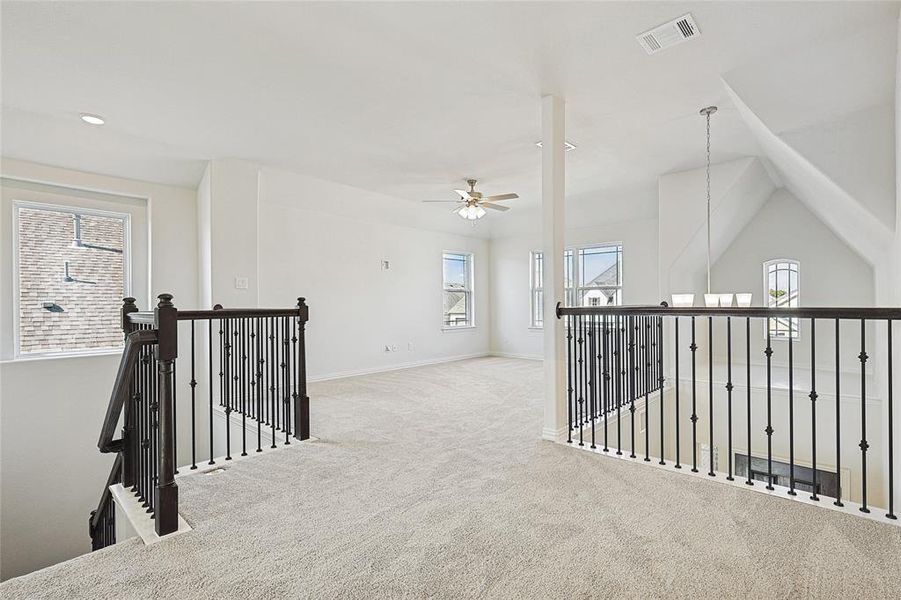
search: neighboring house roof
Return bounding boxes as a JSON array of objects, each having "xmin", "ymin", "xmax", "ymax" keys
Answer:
[
  {"xmin": 17, "ymin": 207, "xmax": 125, "ymax": 353},
  {"xmin": 585, "ymin": 261, "xmax": 619, "ymax": 288}
]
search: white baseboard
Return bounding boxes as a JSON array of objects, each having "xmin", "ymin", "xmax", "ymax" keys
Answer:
[
  {"xmin": 490, "ymin": 351, "xmax": 542, "ymax": 361},
  {"xmin": 541, "ymin": 426, "xmax": 567, "ymax": 442},
  {"xmin": 308, "ymin": 352, "xmax": 491, "ymax": 383}
]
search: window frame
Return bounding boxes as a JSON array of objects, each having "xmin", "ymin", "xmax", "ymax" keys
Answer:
[
  {"xmin": 12, "ymin": 199, "xmax": 132, "ymax": 359},
  {"xmin": 530, "ymin": 242, "xmax": 623, "ymax": 329},
  {"xmin": 441, "ymin": 251, "xmax": 475, "ymax": 330},
  {"xmin": 763, "ymin": 258, "xmax": 800, "ymax": 342}
]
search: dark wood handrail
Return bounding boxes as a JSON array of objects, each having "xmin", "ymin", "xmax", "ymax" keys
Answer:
[
  {"xmin": 89, "ymin": 453, "xmax": 122, "ymax": 530},
  {"xmin": 557, "ymin": 303, "xmax": 901, "ymax": 320},
  {"xmin": 97, "ymin": 329, "xmax": 158, "ymax": 453},
  {"xmin": 125, "ymin": 305, "xmax": 309, "ymax": 323},
  {"xmin": 177, "ymin": 307, "xmax": 305, "ymax": 320}
]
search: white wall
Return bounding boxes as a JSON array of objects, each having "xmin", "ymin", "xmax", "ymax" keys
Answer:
[
  {"xmin": 490, "ymin": 213, "xmax": 659, "ymax": 360},
  {"xmin": 0, "ymin": 159, "xmax": 197, "ymax": 581},
  {"xmin": 711, "ymin": 188, "xmax": 875, "ymax": 371},
  {"xmin": 197, "ymin": 162, "xmax": 491, "ymax": 381},
  {"xmin": 257, "ymin": 167, "xmax": 490, "ymax": 378}
]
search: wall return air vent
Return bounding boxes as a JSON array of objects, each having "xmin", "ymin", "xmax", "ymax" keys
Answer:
[{"xmin": 637, "ymin": 13, "xmax": 700, "ymax": 55}]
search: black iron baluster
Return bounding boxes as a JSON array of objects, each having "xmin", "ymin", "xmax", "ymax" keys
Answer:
[
  {"xmin": 283, "ymin": 316, "xmax": 291, "ymax": 444},
  {"xmin": 590, "ymin": 315, "xmax": 597, "ymax": 450},
  {"xmin": 603, "ymin": 314, "xmax": 609, "ymax": 452},
  {"xmin": 726, "ymin": 317, "xmax": 733, "ymax": 480},
  {"xmin": 291, "ymin": 314, "xmax": 299, "ymax": 443},
  {"xmin": 765, "ymin": 325, "xmax": 774, "ymax": 490},
  {"xmin": 224, "ymin": 318, "xmax": 232, "ymax": 461},
  {"xmin": 270, "ymin": 316, "xmax": 277, "ymax": 448},
  {"xmin": 834, "ymin": 319, "xmax": 843, "ymax": 506},
  {"xmin": 888, "ymin": 319, "xmax": 896, "ymax": 520},
  {"xmin": 566, "ymin": 315, "xmax": 573, "ymax": 442},
  {"xmin": 256, "ymin": 318, "xmax": 263, "ymax": 453},
  {"xmin": 674, "ymin": 316, "xmax": 681, "ymax": 469},
  {"xmin": 263, "ymin": 317, "xmax": 270, "ymax": 426},
  {"xmin": 233, "ymin": 320, "xmax": 240, "ymax": 421},
  {"xmin": 136, "ymin": 342, "xmax": 145, "ymax": 499},
  {"xmin": 629, "ymin": 316, "xmax": 636, "ymax": 459},
  {"xmin": 241, "ymin": 318, "xmax": 248, "ymax": 457},
  {"xmin": 208, "ymin": 319, "xmax": 215, "ymax": 465},
  {"xmin": 190, "ymin": 320, "xmax": 197, "ymax": 470},
  {"xmin": 810, "ymin": 319, "xmax": 819, "ymax": 501},
  {"xmin": 616, "ymin": 315, "xmax": 623, "ymax": 455},
  {"xmin": 577, "ymin": 315, "xmax": 584, "ymax": 447},
  {"xmin": 644, "ymin": 317, "xmax": 650, "ymax": 462},
  {"xmin": 859, "ymin": 319, "xmax": 869, "ymax": 513},
  {"xmin": 658, "ymin": 316, "xmax": 665, "ymax": 466},
  {"xmin": 690, "ymin": 316, "xmax": 698, "ymax": 473},
  {"xmin": 788, "ymin": 316, "xmax": 796, "ymax": 496},
  {"xmin": 746, "ymin": 318, "xmax": 753, "ymax": 486},
  {"xmin": 708, "ymin": 316, "xmax": 715, "ymax": 477},
  {"xmin": 149, "ymin": 343, "xmax": 158, "ymax": 512}
]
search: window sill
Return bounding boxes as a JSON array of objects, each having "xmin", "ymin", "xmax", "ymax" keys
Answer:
[
  {"xmin": 528, "ymin": 326, "xmax": 543, "ymax": 331},
  {"xmin": 1, "ymin": 347, "xmax": 124, "ymax": 364},
  {"xmin": 442, "ymin": 325, "xmax": 476, "ymax": 332}
]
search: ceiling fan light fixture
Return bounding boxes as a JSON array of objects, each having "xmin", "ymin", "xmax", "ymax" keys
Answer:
[{"xmin": 458, "ymin": 205, "xmax": 485, "ymax": 220}]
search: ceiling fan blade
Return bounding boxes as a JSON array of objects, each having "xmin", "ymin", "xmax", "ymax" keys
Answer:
[
  {"xmin": 454, "ymin": 189, "xmax": 471, "ymax": 200},
  {"xmin": 482, "ymin": 203, "xmax": 510, "ymax": 211},
  {"xmin": 422, "ymin": 200, "xmax": 462, "ymax": 203},
  {"xmin": 483, "ymin": 193, "xmax": 518, "ymax": 201}
]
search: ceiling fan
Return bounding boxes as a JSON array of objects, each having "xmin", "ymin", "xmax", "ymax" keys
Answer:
[{"xmin": 423, "ymin": 179, "xmax": 518, "ymax": 220}]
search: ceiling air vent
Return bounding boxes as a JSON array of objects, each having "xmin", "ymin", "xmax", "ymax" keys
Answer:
[{"xmin": 637, "ymin": 13, "xmax": 700, "ymax": 55}]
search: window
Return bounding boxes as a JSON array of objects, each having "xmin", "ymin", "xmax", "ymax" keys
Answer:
[
  {"xmin": 530, "ymin": 243, "xmax": 622, "ymax": 327},
  {"xmin": 14, "ymin": 202, "xmax": 129, "ymax": 355},
  {"xmin": 764, "ymin": 259, "xmax": 799, "ymax": 339},
  {"xmin": 443, "ymin": 252, "xmax": 473, "ymax": 328}
]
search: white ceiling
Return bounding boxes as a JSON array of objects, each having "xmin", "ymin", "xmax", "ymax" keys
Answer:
[{"xmin": 1, "ymin": 1, "xmax": 897, "ymax": 231}]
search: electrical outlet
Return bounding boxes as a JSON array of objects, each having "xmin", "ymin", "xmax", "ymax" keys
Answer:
[{"xmin": 234, "ymin": 277, "xmax": 249, "ymax": 290}]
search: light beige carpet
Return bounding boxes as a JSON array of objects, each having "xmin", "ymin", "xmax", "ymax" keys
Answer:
[{"xmin": 3, "ymin": 357, "xmax": 900, "ymax": 599}]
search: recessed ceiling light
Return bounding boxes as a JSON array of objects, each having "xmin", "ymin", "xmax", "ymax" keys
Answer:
[
  {"xmin": 80, "ymin": 113, "xmax": 105, "ymax": 126},
  {"xmin": 535, "ymin": 140, "xmax": 576, "ymax": 152}
]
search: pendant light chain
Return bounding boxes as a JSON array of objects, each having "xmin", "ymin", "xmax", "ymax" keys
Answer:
[
  {"xmin": 706, "ymin": 110, "xmax": 711, "ymax": 295},
  {"xmin": 700, "ymin": 105, "xmax": 717, "ymax": 296}
]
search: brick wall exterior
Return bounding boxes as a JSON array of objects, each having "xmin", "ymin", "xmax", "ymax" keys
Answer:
[{"xmin": 17, "ymin": 206, "xmax": 126, "ymax": 354}]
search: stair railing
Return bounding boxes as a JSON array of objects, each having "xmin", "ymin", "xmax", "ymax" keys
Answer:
[
  {"xmin": 557, "ymin": 302, "xmax": 899, "ymax": 523},
  {"xmin": 90, "ymin": 294, "xmax": 310, "ymax": 550}
]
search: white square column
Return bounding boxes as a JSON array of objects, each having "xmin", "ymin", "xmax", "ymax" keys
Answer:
[{"xmin": 541, "ymin": 95, "xmax": 567, "ymax": 441}]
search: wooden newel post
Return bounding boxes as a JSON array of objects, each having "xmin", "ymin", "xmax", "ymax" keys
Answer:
[
  {"xmin": 154, "ymin": 293, "xmax": 179, "ymax": 536},
  {"xmin": 121, "ymin": 297, "xmax": 138, "ymax": 489},
  {"xmin": 294, "ymin": 297, "xmax": 310, "ymax": 441}
]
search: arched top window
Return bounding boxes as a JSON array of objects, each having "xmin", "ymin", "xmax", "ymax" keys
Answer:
[{"xmin": 764, "ymin": 259, "xmax": 799, "ymax": 339}]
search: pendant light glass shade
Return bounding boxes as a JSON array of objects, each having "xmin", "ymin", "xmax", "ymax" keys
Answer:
[{"xmin": 671, "ymin": 294, "xmax": 695, "ymax": 308}]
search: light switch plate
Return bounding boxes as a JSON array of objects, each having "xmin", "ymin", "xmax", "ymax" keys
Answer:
[{"xmin": 235, "ymin": 277, "xmax": 249, "ymax": 290}]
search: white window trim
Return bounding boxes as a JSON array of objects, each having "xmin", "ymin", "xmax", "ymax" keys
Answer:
[
  {"xmin": 441, "ymin": 251, "xmax": 475, "ymax": 331},
  {"xmin": 12, "ymin": 199, "xmax": 132, "ymax": 359},
  {"xmin": 530, "ymin": 242, "xmax": 623, "ymax": 329},
  {"xmin": 763, "ymin": 258, "xmax": 800, "ymax": 342}
]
